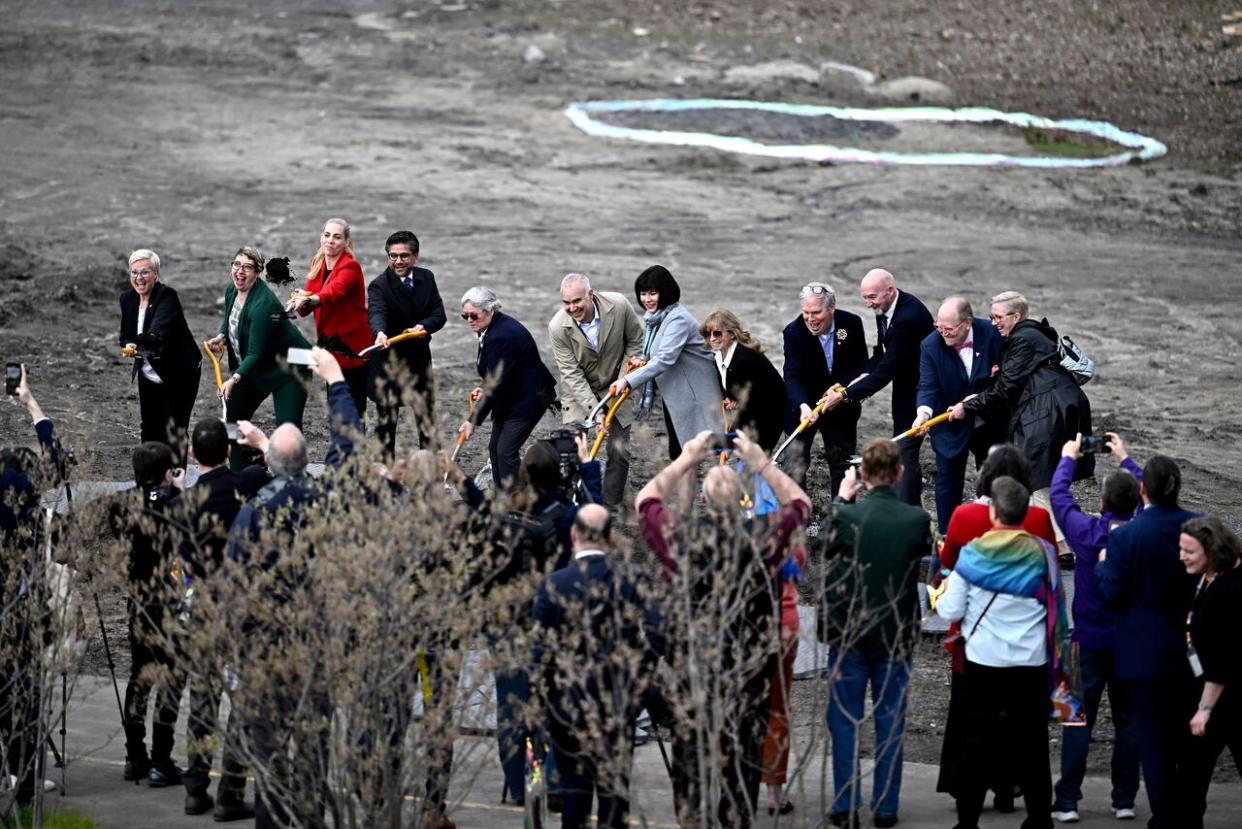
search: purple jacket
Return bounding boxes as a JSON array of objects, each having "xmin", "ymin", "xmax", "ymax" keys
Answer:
[{"xmin": 1049, "ymin": 454, "xmax": 1143, "ymax": 650}]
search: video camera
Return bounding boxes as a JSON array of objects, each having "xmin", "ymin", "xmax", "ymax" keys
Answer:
[{"xmin": 546, "ymin": 427, "xmax": 591, "ymax": 505}]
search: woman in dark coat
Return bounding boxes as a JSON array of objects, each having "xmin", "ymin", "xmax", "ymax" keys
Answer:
[
  {"xmin": 1177, "ymin": 515, "xmax": 1242, "ymax": 829},
  {"xmin": 950, "ymin": 291, "xmax": 1092, "ymax": 491},
  {"xmin": 699, "ymin": 309, "xmax": 786, "ymax": 453},
  {"xmin": 119, "ymin": 248, "xmax": 202, "ymax": 455}
]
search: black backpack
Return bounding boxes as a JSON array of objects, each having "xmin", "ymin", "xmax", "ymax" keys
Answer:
[{"xmin": 487, "ymin": 501, "xmax": 568, "ymax": 591}]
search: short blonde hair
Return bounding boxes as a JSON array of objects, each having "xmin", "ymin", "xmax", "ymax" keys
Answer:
[
  {"xmin": 990, "ymin": 290, "xmax": 1028, "ymax": 320},
  {"xmin": 128, "ymin": 249, "xmax": 161, "ymax": 274}
]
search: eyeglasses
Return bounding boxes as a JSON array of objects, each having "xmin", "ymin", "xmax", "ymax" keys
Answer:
[
  {"xmin": 387, "ymin": 252, "xmax": 414, "ymax": 261},
  {"xmin": 230, "ymin": 261, "xmax": 258, "ymax": 273},
  {"xmin": 989, "ymin": 311, "xmax": 1016, "ymax": 323},
  {"xmin": 460, "ymin": 312, "xmax": 484, "ymax": 322},
  {"xmin": 705, "ymin": 330, "xmax": 727, "ymax": 338},
  {"xmin": 936, "ymin": 320, "xmax": 967, "ymax": 333},
  {"xmin": 129, "ymin": 269, "xmax": 155, "ymax": 278},
  {"xmin": 800, "ymin": 283, "xmax": 832, "ymax": 296}
]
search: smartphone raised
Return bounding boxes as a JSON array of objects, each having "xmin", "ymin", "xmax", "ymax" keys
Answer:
[
  {"xmin": 286, "ymin": 347, "xmax": 315, "ymax": 366},
  {"xmin": 705, "ymin": 431, "xmax": 738, "ymax": 451},
  {"xmin": 5, "ymin": 363, "xmax": 21, "ymax": 396}
]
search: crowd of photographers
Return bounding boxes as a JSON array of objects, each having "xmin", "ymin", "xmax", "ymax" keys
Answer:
[{"xmin": 2, "ymin": 242, "xmax": 1241, "ymax": 829}]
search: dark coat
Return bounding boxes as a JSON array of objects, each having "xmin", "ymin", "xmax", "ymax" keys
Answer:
[
  {"xmin": 471, "ymin": 311, "xmax": 556, "ymax": 425},
  {"xmin": 818, "ymin": 486, "xmax": 933, "ymax": 654},
  {"xmin": 915, "ymin": 317, "xmax": 1006, "ymax": 459},
  {"xmin": 1098, "ymin": 502, "xmax": 1200, "ymax": 680},
  {"xmin": 169, "ymin": 464, "xmax": 270, "ymax": 580},
  {"xmin": 963, "ymin": 318, "xmax": 1093, "ymax": 489},
  {"xmin": 219, "ymin": 278, "xmax": 311, "ymax": 395},
  {"xmin": 119, "ymin": 282, "xmax": 202, "ymax": 385},
  {"xmin": 366, "ymin": 265, "xmax": 447, "ymax": 400},
  {"xmin": 849, "ymin": 290, "xmax": 935, "ymax": 430},
  {"xmin": 781, "ymin": 309, "xmax": 868, "ymax": 433},
  {"xmin": 722, "ymin": 344, "xmax": 787, "ymax": 452}
]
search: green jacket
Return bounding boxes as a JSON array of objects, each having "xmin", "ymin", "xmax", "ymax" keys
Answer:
[
  {"xmin": 818, "ymin": 486, "xmax": 932, "ymax": 656},
  {"xmin": 220, "ymin": 278, "xmax": 311, "ymax": 394}
]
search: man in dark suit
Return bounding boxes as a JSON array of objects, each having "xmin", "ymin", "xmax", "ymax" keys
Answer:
[
  {"xmin": 172, "ymin": 418, "xmax": 269, "ymax": 820},
  {"xmin": 367, "ymin": 231, "xmax": 447, "ymax": 457},
  {"xmin": 912, "ymin": 297, "xmax": 1005, "ymax": 531},
  {"xmin": 457, "ymin": 287, "xmax": 557, "ymax": 490},
  {"xmin": 820, "ymin": 438, "xmax": 933, "ymax": 828},
  {"xmin": 1097, "ymin": 456, "xmax": 1198, "ymax": 829},
  {"xmin": 782, "ymin": 282, "xmax": 868, "ymax": 497},
  {"xmin": 532, "ymin": 504, "xmax": 662, "ymax": 829},
  {"xmin": 824, "ymin": 269, "xmax": 934, "ymax": 505}
]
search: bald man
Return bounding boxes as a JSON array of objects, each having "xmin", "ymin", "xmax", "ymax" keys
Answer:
[
  {"xmin": 532, "ymin": 503, "xmax": 661, "ymax": 829},
  {"xmin": 913, "ymin": 297, "xmax": 1005, "ymax": 530},
  {"xmin": 824, "ymin": 269, "xmax": 933, "ymax": 505},
  {"xmin": 636, "ymin": 430, "xmax": 810, "ymax": 827}
]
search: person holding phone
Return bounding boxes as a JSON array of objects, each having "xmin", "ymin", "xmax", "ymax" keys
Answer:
[
  {"xmin": 205, "ymin": 246, "xmax": 311, "ymax": 467},
  {"xmin": 118, "ymin": 249, "xmax": 202, "ymax": 457}
]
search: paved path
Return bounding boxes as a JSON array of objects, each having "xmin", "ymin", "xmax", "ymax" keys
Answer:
[{"xmin": 28, "ymin": 675, "xmax": 1242, "ymax": 828}]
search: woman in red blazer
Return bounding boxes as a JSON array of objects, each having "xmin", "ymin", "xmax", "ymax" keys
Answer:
[{"xmin": 293, "ymin": 217, "xmax": 373, "ymax": 419}]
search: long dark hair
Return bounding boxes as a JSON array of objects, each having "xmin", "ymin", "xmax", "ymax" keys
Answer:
[
  {"xmin": 976, "ymin": 444, "xmax": 1034, "ymax": 497},
  {"xmin": 509, "ymin": 441, "xmax": 563, "ymax": 511}
]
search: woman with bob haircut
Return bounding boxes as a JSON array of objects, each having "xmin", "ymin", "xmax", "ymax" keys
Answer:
[{"xmin": 609, "ymin": 265, "xmax": 721, "ymax": 459}]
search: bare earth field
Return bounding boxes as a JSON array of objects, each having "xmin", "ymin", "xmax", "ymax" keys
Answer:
[{"xmin": 2, "ymin": 0, "xmax": 1241, "ymax": 787}]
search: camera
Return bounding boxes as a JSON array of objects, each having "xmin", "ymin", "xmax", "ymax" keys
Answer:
[
  {"xmin": 547, "ymin": 428, "xmax": 581, "ymax": 462},
  {"xmin": 5, "ymin": 363, "xmax": 21, "ymax": 396},
  {"xmin": 1081, "ymin": 435, "xmax": 1111, "ymax": 454}
]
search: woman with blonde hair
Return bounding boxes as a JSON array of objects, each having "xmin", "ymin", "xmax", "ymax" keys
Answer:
[
  {"xmin": 699, "ymin": 308, "xmax": 786, "ymax": 452},
  {"xmin": 291, "ymin": 217, "xmax": 373, "ymax": 420}
]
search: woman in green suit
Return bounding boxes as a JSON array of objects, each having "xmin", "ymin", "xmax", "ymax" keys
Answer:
[{"xmin": 206, "ymin": 246, "xmax": 311, "ymax": 438}]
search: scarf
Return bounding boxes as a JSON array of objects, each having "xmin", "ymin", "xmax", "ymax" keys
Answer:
[
  {"xmin": 638, "ymin": 306, "xmax": 672, "ymax": 414},
  {"xmin": 957, "ymin": 528, "xmax": 1081, "ymax": 723}
]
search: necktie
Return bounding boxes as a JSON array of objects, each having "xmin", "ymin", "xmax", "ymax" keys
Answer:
[
  {"xmin": 403, "ymin": 276, "xmax": 413, "ymax": 292},
  {"xmin": 877, "ymin": 313, "xmax": 889, "ymax": 343}
]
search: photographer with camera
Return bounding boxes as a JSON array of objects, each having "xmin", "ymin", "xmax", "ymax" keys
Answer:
[
  {"xmin": 446, "ymin": 430, "xmax": 602, "ymax": 807},
  {"xmin": 1, "ymin": 364, "xmax": 60, "ymax": 807},
  {"xmin": 1049, "ymin": 431, "xmax": 1143, "ymax": 823}
]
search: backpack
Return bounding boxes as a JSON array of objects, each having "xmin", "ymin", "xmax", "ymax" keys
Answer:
[
  {"xmin": 1056, "ymin": 334, "xmax": 1095, "ymax": 385},
  {"xmin": 498, "ymin": 501, "xmax": 568, "ymax": 583}
]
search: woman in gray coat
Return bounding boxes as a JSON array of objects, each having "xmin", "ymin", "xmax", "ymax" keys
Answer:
[{"xmin": 610, "ymin": 265, "xmax": 723, "ymax": 458}]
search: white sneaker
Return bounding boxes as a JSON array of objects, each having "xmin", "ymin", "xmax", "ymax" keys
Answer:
[
  {"xmin": 1114, "ymin": 807, "xmax": 1137, "ymax": 820},
  {"xmin": 1051, "ymin": 810, "xmax": 1080, "ymax": 823}
]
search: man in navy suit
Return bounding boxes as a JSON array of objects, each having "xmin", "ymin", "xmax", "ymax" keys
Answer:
[
  {"xmin": 532, "ymin": 504, "xmax": 662, "ymax": 829},
  {"xmin": 912, "ymin": 297, "xmax": 1005, "ymax": 531},
  {"xmin": 824, "ymin": 269, "xmax": 934, "ymax": 505},
  {"xmin": 457, "ymin": 287, "xmax": 557, "ymax": 490},
  {"xmin": 1097, "ymin": 457, "xmax": 1198, "ymax": 829},
  {"xmin": 782, "ymin": 282, "xmax": 869, "ymax": 498},
  {"xmin": 367, "ymin": 231, "xmax": 447, "ymax": 457}
]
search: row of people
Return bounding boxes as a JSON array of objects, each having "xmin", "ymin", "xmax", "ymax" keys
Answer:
[{"xmin": 119, "ymin": 225, "xmax": 1092, "ymax": 528}]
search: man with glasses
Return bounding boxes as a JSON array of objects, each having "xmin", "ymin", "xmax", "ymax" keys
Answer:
[
  {"xmin": 911, "ymin": 297, "xmax": 1005, "ymax": 531},
  {"xmin": 366, "ymin": 231, "xmax": 447, "ymax": 457},
  {"xmin": 822, "ymin": 269, "xmax": 934, "ymax": 506},
  {"xmin": 547, "ymin": 273, "xmax": 644, "ymax": 510},
  {"xmin": 781, "ymin": 282, "xmax": 868, "ymax": 498}
]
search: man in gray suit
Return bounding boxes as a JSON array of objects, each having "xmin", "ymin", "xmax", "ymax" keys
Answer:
[{"xmin": 548, "ymin": 273, "xmax": 644, "ymax": 509}]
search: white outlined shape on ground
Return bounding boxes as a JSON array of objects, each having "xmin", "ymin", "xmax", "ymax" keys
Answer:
[{"xmin": 564, "ymin": 98, "xmax": 1167, "ymax": 168}]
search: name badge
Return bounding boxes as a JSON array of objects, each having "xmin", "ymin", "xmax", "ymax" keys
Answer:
[{"xmin": 1187, "ymin": 644, "xmax": 1204, "ymax": 678}]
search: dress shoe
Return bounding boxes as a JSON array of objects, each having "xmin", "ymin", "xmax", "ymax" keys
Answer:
[
  {"xmin": 123, "ymin": 759, "xmax": 150, "ymax": 781},
  {"xmin": 213, "ymin": 799, "xmax": 256, "ymax": 822},
  {"xmin": 992, "ymin": 790, "xmax": 1015, "ymax": 814},
  {"xmin": 185, "ymin": 791, "xmax": 214, "ymax": 815},
  {"xmin": 874, "ymin": 815, "xmax": 898, "ymax": 828},
  {"xmin": 148, "ymin": 762, "xmax": 182, "ymax": 788},
  {"xmin": 829, "ymin": 811, "xmax": 861, "ymax": 829}
]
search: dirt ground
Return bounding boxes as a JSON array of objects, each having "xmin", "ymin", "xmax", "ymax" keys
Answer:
[{"xmin": 3, "ymin": 0, "xmax": 1241, "ymax": 782}]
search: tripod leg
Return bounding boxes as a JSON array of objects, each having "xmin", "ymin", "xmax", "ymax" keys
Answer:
[
  {"xmin": 59, "ymin": 672, "xmax": 68, "ymax": 793},
  {"xmin": 91, "ymin": 594, "xmax": 127, "ymax": 727}
]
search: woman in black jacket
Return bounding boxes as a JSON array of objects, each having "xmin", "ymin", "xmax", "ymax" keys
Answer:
[
  {"xmin": 118, "ymin": 249, "xmax": 202, "ymax": 456},
  {"xmin": 949, "ymin": 290, "xmax": 1092, "ymax": 491},
  {"xmin": 699, "ymin": 309, "xmax": 787, "ymax": 452},
  {"xmin": 1178, "ymin": 515, "xmax": 1242, "ymax": 829}
]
